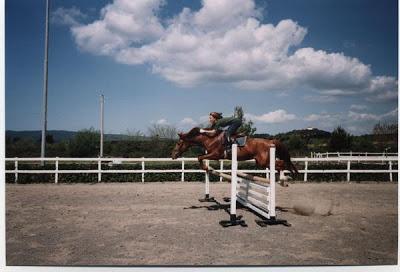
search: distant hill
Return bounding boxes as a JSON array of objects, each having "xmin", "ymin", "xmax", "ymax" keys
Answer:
[
  {"xmin": 276, "ymin": 128, "xmax": 331, "ymax": 139},
  {"xmin": 255, "ymin": 128, "xmax": 331, "ymax": 139},
  {"xmin": 6, "ymin": 130, "xmax": 144, "ymax": 142}
]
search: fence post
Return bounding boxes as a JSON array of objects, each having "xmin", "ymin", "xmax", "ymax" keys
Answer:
[
  {"xmin": 205, "ymin": 159, "xmax": 210, "ymax": 198},
  {"xmin": 266, "ymin": 167, "xmax": 270, "ymax": 180},
  {"xmin": 14, "ymin": 159, "xmax": 18, "ymax": 184},
  {"xmin": 347, "ymin": 160, "xmax": 351, "ymax": 182},
  {"xmin": 98, "ymin": 159, "xmax": 102, "ymax": 182},
  {"xmin": 304, "ymin": 160, "xmax": 308, "ymax": 182},
  {"xmin": 55, "ymin": 157, "xmax": 59, "ymax": 184},
  {"xmin": 219, "ymin": 160, "xmax": 223, "ymax": 182},
  {"xmin": 142, "ymin": 158, "xmax": 145, "ymax": 183},
  {"xmin": 229, "ymin": 145, "xmax": 238, "ymax": 219},
  {"xmin": 181, "ymin": 159, "xmax": 185, "ymax": 182},
  {"xmin": 269, "ymin": 145, "xmax": 276, "ymax": 218},
  {"xmin": 389, "ymin": 161, "xmax": 393, "ymax": 182}
]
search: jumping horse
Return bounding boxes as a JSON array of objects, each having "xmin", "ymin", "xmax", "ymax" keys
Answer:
[{"xmin": 171, "ymin": 127, "xmax": 298, "ymax": 185}]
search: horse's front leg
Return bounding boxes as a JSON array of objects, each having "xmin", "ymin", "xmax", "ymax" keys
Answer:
[{"xmin": 198, "ymin": 152, "xmax": 222, "ymax": 171}]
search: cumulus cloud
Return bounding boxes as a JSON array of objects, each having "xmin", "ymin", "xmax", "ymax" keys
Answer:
[
  {"xmin": 350, "ymin": 104, "xmax": 367, "ymax": 111},
  {"xmin": 52, "ymin": 7, "xmax": 87, "ymax": 27},
  {"xmin": 303, "ymin": 95, "xmax": 338, "ymax": 103},
  {"xmin": 179, "ymin": 117, "xmax": 197, "ymax": 126},
  {"xmin": 304, "ymin": 113, "xmax": 332, "ymax": 122},
  {"xmin": 66, "ymin": 0, "xmax": 397, "ymax": 98},
  {"xmin": 348, "ymin": 108, "xmax": 398, "ymax": 122},
  {"xmin": 155, "ymin": 118, "xmax": 169, "ymax": 125},
  {"xmin": 246, "ymin": 110, "xmax": 296, "ymax": 123},
  {"xmin": 348, "ymin": 111, "xmax": 380, "ymax": 121},
  {"xmin": 381, "ymin": 107, "xmax": 398, "ymax": 118}
]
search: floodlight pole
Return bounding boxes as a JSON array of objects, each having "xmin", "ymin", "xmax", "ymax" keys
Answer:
[
  {"xmin": 100, "ymin": 94, "xmax": 104, "ymax": 157},
  {"xmin": 40, "ymin": 0, "xmax": 50, "ymax": 165}
]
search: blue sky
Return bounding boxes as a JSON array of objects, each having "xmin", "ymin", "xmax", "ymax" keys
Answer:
[{"xmin": 6, "ymin": 0, "xmax": 398, "ymax": 135}]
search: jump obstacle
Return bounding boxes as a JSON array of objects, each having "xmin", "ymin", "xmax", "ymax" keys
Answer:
[{"xmin": 201, "ymin": 144, "xmax": 289, "ymax": 227}]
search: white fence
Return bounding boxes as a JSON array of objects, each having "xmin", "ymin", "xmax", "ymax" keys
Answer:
[
  {"xmin": 5, "ymin": 155, "xmax": 398, "ymax": 184},
  {"xmin": 311, "ymin": 151, "xmax": 398, "ymax": 158}
]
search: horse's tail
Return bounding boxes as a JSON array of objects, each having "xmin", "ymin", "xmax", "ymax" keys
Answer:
[{"xmin": 273, "ymin": 140, "xmax": 299, "ymax": 176}]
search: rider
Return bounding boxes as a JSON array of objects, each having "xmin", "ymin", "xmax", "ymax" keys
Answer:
[{"xmin": 200, "ymin": 112, "xmax": 242, "ymax": 149}]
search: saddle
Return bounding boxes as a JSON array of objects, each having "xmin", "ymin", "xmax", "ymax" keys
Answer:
[{"xmin": 230, "ymin": 133, "xmax": 247, "ymax": 147}]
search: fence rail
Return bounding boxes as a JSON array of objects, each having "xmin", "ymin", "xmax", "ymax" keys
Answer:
[
  {"xmin": 311, "ymin": 151, "xmax": 398, "ymax": 158},
  {"xmin": 5, "ymin": 155, "xmax": 398, "ymax": 184}
]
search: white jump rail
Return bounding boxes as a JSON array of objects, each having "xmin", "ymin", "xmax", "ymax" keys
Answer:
[
  {"xmin": 5, "ymin": 155, "xmax": 398, "ymax": 184},
  {"xmin": 202, "ymin": 144, "xmax": 289, "ymax": 227}
]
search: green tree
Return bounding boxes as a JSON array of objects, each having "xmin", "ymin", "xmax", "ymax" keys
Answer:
[
  {"xmin": 234, "ymin": 106, "xmax": 257, "ymax": 135},
  {"xmin": 287, "ymin": 135, "xmax": 306, "ymax": 151},
  {"xmin": 351, "ymin": 136, "xmax": 375, "ymax": 152},
  {"xmin": 68, "ymin": 128, "xmax": 100, "ymax": 157},
  {"xmin": 148, "ymin": 124, "xmax": 178, "ymax": 139},
  {"xmin": 328, "ymin": 126, "xmax": 352, "ymax": 151},
  {"xmin": 6, "ymin": 138, "xmax": 39, "ymax": 157}
]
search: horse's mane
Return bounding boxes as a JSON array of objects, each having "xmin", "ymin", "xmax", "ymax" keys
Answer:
[{"xmin": 185, "ymin": 127, "xmax": 201, "ymax": 138}]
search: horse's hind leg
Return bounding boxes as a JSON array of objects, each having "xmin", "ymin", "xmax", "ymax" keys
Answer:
[
  {"xmin": 255, "ymin": 153, "xmax": 268, "ymax": 169},
  {"xmin": 276, "ymin": 160, "xmax": 289, "ymax": 187}
]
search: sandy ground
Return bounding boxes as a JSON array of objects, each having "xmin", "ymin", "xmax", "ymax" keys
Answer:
[{"xmin": 6, "ymin": 181, "xmax": 398, "ymax": 266}]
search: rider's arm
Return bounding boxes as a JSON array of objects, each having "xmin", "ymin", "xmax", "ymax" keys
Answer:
[{"xmin": 200, "ymin": 128, "xmax": 217, "ymax": 136}]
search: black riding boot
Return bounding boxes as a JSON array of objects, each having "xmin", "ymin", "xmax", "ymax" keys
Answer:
[{"xmin": 224, "ymin": 133, "xmax": 233, "ymax": 153}]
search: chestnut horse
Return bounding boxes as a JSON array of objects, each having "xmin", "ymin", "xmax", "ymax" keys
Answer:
[{"xmin": 171, "ymin": 127, "xmax": 298, "ymax": 183}]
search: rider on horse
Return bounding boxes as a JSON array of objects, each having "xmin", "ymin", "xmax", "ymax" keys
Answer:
[{"xmin": 199, "ymin": 112, "xmax": 242, "ymax": 150}]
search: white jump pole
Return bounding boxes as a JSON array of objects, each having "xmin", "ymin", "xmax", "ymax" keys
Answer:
[
  {"xmin": 229, "ymin": 144, "xmax": 238, "ymax": 220},
  {"xmin": 199, "ymin": 158, "xmax": 214, "ymax": 202},
  {"xmin": 205, "ymin": 159, "xmax": 210, "ymax": 198},
  {"xmin": 219, "ymin": 143, "xmax": 288, "ymax": 227},
  {"xmin": 219, "ymin": 144, "xmax": 246, "ymax": 227},
  {"xmin": 268, "ymin": 145, "xmax": 276, "ymax": 219}
]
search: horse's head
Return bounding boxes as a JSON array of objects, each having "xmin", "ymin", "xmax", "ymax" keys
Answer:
[{"xmin": 171, "ymin": 128, "xmax": 201, "ymax": 159}]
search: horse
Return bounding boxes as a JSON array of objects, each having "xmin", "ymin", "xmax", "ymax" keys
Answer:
[{"xmin": 171, "ymin": 127, "xmax": 298, "ymax": 185}]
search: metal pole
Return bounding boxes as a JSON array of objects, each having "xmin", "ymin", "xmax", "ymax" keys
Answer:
[
  {"xmin": 40, "ymin": 0, "xmax": 50, "ymax": 164},
  {"xmin": 100, "ymin": 94, "xmax": 104, "ymax": 157}
]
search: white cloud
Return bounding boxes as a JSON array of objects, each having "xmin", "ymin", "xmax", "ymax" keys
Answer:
[
  {"xmin": 179, "ymin": 117, "xmax": 197, "ymax": 126},
  {"xmin": 246, "ymin": 110, "xmax": 296, "ymax": 123},
  {"xmin": 303, "ymin": 95, "xmax": 338, "ymax": 103},
  {"xmin": 350, "ymin": 104, "xmax": 367, "ymax": 111},
  {"xmin": 348, "ymin": 111, "xmax": 380, "ymax": 121},
  {"xmin": 366, "ymin": 76, "xmax": 398, "ymax": 102},
  {"xmin": 155, "ymin": 118, "xmax": 169, "ymax": 125},
  {"xmin": 348, "ymin": 108, "xmax": 398, "ymax": 122},
  {"xmin": 52, "ymin": 7, "xmax": 87, "ymax": 27},
  {"xmin": 71, "ymin": 0, "xmax": 165, "ymax": 56},
  {"xmin": 304, "ymin": 113, "xmax": 331, "ymax": 122},
  {"xmin": 381, "ymin": 107, "xmax": 398, "ymax": 118},
  {"xmin": 67, "ymin": 0, "xmax": 397, "ymax": 98}
]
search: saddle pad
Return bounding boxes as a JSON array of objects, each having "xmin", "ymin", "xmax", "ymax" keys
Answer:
[{"xmin": 235, "ymin": 136, "xmax": 247, "ymax": 147}]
